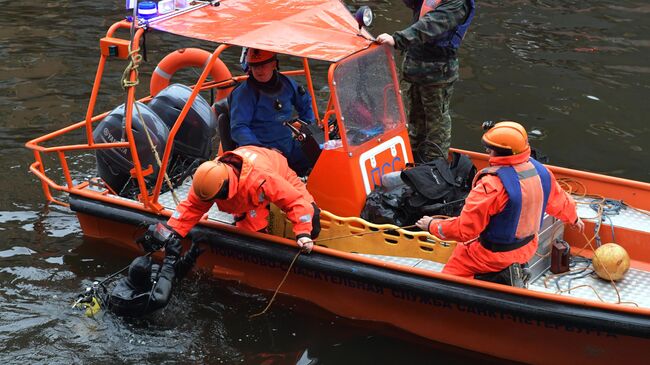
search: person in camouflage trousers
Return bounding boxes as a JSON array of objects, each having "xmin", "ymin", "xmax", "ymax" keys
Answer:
[{"xmin": 377, "ymin": 0, "xmax": 475, "ymax": 162}]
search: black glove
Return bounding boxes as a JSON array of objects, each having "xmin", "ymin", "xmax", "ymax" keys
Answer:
[
  {"xmin": 186, "ymin": 242, "xmax": 204, "ymax": 263},
  {"xmin": 165, "ymin": 237, "xmax": 182, "ymax": 259},
  {"xmin": 137, "ymin": 223, "xmax": 179, "ymax": 253},
  {"xmin": 175, "ymin": 242, "xmax": 205, "ymax": 279}
]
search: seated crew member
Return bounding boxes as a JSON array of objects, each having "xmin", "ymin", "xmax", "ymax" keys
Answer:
[
  {"xmin": 229, "ymin": 48, "xmax": 316, "ymax": 176},
  {"xmin": 166, "ymin": 145, "xmax": 321, "ymax": 253},
  {"xmin": 108, "ymin": 238, "xmax": 202, "ymax": 317},
  {"xmin": 415, "ymin": 121, "xmax": 585, "ymax": 280}
]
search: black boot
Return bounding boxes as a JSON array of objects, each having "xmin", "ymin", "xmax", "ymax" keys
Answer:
[{"xmin": 475, "ymin": 263, "xmax": 530, "ymax": 288}]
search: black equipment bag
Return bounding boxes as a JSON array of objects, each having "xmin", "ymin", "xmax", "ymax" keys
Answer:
[
  {"xmin": 360, "ymin": 185, "xmax": 413, "ymax": 227},
  {"xmin": 361, "ymin": 152, "xmax": 476, "ymax": 226}
]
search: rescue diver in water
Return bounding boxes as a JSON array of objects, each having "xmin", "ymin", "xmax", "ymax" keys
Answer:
[
  {"xmin": 108, "ymin": 250, "xmax": 198, "ymax": 315},
  {"xmin": 96, "ymin": 224, "xmax": 202, "ymax": 317}
]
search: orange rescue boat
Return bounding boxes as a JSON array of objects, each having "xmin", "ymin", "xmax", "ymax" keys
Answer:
[{"xmin": 25, "ymin": 1, "xmax": 650, "ymax": 363}]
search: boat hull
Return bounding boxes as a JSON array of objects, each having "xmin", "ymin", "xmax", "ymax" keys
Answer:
[{"xmin": 71, "ymin": 194, "xmax": 650, "ymax": 364}]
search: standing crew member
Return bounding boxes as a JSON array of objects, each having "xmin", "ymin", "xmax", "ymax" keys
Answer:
[
  {"xmin": 166, "ymin": 146, "xmax": 320, "ymax": 252},
  {"xmin": 416, "ymin": 121, "xmax": 584, "ymax": 279},
  {"xmin": 229, "ymin": 49, "xmax": 316, "ymax": 176},
  {"xmin": 376, "ymin": 0, "xmax": 475, "ymax": 162}
]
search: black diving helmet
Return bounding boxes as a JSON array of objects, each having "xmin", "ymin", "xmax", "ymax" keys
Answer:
[{"xmin": 127, "ymin": 256, "xmax": 154, "ymax": 291}]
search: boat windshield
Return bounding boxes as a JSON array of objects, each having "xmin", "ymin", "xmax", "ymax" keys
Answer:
[{"xmin": 333, "ymin": 45, "xmax": 403, "ymax": 147}]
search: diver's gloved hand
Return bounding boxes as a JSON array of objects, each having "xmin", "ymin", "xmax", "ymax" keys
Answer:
[
  {"xmin": 175, "ymin": 242, "xmax": 205, "ymax": 279},
  {"xmin": 165, "ymin": 237, "xmax": 182, "ymax": 259},
  {"xmin": 184, "ymin": 242, "xmax": 204, "ymax": 264},
  {"xmin": 137, "ymin": 223, "xmax": 180, "ymax": 253}
]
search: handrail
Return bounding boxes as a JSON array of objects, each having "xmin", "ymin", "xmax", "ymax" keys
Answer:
[
  {"xmin": 321, "ymin": 108, "xmax": 336, "ymax": 143},
  {"xmin": 121, "ymin": 29, "xmax": 151, "ymax": 209},
  {"xmin": 43, "ymin": 142, "xmax": 131, "ymax": 154},
  {"xmin": 151, "ymin": 44, "xmax": 231, "ymax": 204},
  {"xmin": 327, "ymin": 62, "xmax": 348, "ymax": 151},
  {"xmin": 85, "ymin": 21, "xmax": 143, "ymax": 146},
  {"xmin": 84, "ymin": 53, "xmax": 107, "ymax": 146},
  {"xmin": 29, "ymin": 161, "xmax": 69, "ymax": 206},
  {"xmin": 57, "ymin": 151, "xmax": 73, "ymax": 189},
  {"xmin": 302, "ymin": 58, "xmax": 320, "ymax": 123},
  {"xmin": 25, "ymin": 64, "xmax": 238, "ymax": 207},
  {"xmin": 26, "ymin": 114, "xmax": 107, "ymax": 150},
  {"xmin": 26, "ymin": 18, "xmax": 319, "ymax": 209},
  {"xmin": 107, "ymin": 20, "xmax": 133, "ymax": 38}
]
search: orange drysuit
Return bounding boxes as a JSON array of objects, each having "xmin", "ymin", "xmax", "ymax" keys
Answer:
[
  {"xmin": 428, "ymin": 150, "xmax": 578, "ymax": 278},
  {"xmin": 167, "ymin": 146, "xmax": 315, "ymax": 238}
]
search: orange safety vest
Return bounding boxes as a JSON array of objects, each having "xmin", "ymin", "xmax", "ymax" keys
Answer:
[
  {"xmin": 475, "ymin": 158, "xmax": 551, "ymax": 252},
  {"xmin": 419, "ymin": 0, "xmax": 442, "ymax": 18}
]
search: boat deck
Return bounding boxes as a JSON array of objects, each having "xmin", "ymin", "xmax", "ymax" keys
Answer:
[
  {"xmin": 575, "ymin": 196, "xmax": 650, "ymax": 233},
  {"xmin": 156, "ymin": 181, "xmax": 650, "ymax": 309},
  {"xmin": 358, "ymin": 253, "xmax": 650, "ymax": 309}
]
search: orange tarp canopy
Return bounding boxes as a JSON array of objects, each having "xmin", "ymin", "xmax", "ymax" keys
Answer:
[{"xmin": 151, "ymin": 0, "xmax": 374, "ymax": 62}]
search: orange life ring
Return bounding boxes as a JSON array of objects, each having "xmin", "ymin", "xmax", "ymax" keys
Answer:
[{"xmin": 150, "ymin": 48, "xmax": 233, "ymax": 101}]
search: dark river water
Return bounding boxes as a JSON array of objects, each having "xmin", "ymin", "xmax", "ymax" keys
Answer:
[{"xmin": 1, "ymin": 0, "xmax": 648, "ymax": 364}]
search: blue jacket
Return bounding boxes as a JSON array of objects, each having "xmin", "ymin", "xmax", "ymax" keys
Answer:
[
  {"xmin": 229, "ymin": 73, "xmax": 315, "ymax": 157},
  {"xmin": 428, "ymin": 0, "xmax": 475, "ymax": 50}
]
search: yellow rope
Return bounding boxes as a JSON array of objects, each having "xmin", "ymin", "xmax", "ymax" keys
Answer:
[
  {"xmin": 250, "ymin": 250, "xmax": 301, "ymax": 318},
  {"xmin": 121, "ymin": 45, "xmax": 142, "ymax": 89},
  {"xmin": 249, "ymin": 221, "xmax": 448, "ymax": 318},
  {"xmin": 120, "ymin": 40, "xmax": 180, "ymax": 205},
  {"xmin": 134, "ymin": 102, "xmax": 181, "ymax": 205}
]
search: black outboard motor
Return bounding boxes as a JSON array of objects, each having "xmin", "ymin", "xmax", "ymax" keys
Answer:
[
  {"xmin": 148, "ymin": 83, "xmax": 217, "ymax": 161},
  {"xmin": 94, "ymin": 102, "xmax": 169, "ymax": 196}
]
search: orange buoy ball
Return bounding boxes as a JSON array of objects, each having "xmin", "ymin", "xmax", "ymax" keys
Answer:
[{"xmin": 592, "ymin": 243, "xmax": 630, "ymax": 281}]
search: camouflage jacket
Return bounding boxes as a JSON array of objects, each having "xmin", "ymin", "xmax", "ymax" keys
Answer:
[{"xmin": 393, "ymin": 0, "xmax": 471, "ymax": 85}]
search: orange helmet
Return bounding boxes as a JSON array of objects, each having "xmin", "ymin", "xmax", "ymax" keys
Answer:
[
  {"xmin": 192, "ymin": 160, "xmax": 230, "ymax": 201},
  {"xmin": 246, "ymin": 48, "xmax": 277, "ymax": 66},
  {"xmin": 481, "ymin": 121, "xmax": 529, "ymax": 155}
]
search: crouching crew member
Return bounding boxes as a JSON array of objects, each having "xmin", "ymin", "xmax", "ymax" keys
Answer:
[
  {"xmin": 416, "ymin": 121, "xmax": 584, "ymax": 280},
  {"xmin": 167, "ymin": 145, "xmax": 321, "ymax": 252}
]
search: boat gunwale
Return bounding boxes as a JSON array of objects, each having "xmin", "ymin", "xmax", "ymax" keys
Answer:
[
  {"xmin": 69, "ymin": 193, "xmax": 650, "ymax": 328},
  {"xmin": 457, "ymin": 149, "xmax": 650, "ymax": 197}
]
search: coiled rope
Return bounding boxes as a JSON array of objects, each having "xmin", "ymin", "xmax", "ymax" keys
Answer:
[
  {"xmin": 545, "ymin": 177, "xmax": 640, "ymax": 306},
  {"xmin": 121, "ymin": 45, "xmax": 143, "ymax": 89}
]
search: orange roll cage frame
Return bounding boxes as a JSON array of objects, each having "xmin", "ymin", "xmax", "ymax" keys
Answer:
[{"xmin": 25, "ymin": 20, "xmax": 339, "ymax": 213}]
